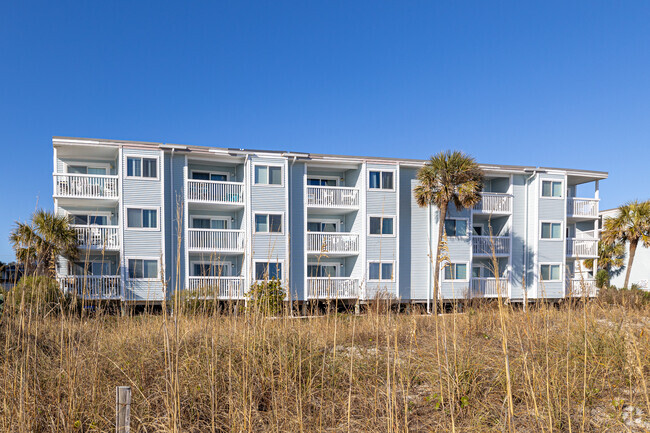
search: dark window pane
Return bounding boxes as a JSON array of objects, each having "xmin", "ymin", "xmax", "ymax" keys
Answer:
[
  {"xmin": 269, "ymin": 167, "xmax": 282, "ymax": 185},
  {"xmin": 71, "ymin": 214, "xmax": 88, "ymax": 225},
  {"xmin": 381, "ymin": 263, "xmax": 393, "ymax": 280},
  {"xmin": 369, "ymin": 217, "xmax": 381, "ymax": 234},
  {"xmin": 142, "ymin": 158, "xmax": 157, "ymax": 178},
  {"xmin": 143, "ymin": 260, "xmax": 157, "ymax": 278},
  {"xmin": 129, "ymin": 259, "xmax": 143, "ymax": 279},
  {"xmin": 255, "ymin": 263, "xmax": 267, "ymax": 280},
  {"xmin": 192, "ymin": 172, "xmax": 210, "ymax": 180},
  {"xmin": 381, "ymin": 172, "xmax": 393, "ymax": 189},
  {"xmin": 127, "ymin": 209, "xmax": 141, "ymax": 228},
  {"xmin": 445, "ymin": 220, "xmax": 455, "ymax": 236},
  {"xmin": 255, "ymin": 215, "xmax": 268, "ymax": 232},
  {"xmin": 127, "ymin": 158, "xmax": 141, "ymax": 177},
  {"xmin": 369, "ymin": 171, "xmax": 380, "ymax": 189},
  {"xmin": 269, "ymin": 214, "xmax": 282, "ymax": 232},
  {"xmin": 382, "ymin": 218, "xmax": 393, "ymax": 235},
  {"xmin": 456, "ymin": 220, "xmax": 467, "ymax": 236},
  {"xmin": 307, "ymin": 222, "xmax": 321, "ymax": 232},
  {"xmin": 211, "ymin": 174, "xmax": 227, "ymax": 181},
  {"xmin": 143, "ymin": 210, "xmax": 157, "ymax": 228},
  {"xmin": 369, "ymin": 263, "xmax": 380, "ymax": 280}
]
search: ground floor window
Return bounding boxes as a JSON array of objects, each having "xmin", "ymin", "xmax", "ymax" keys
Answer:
[{"xmin": 255, "ymin": 262, "xmax": 282, "ymax": 280}]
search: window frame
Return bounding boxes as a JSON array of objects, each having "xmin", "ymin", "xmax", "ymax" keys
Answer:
[
  {"xmin": 367, "ymin": 260, "xmax": 395, "ymax": 282},
  {"xmin": 367, "ymin": 169, "xmax": 396, "ymax": 191},
  {"xmin": 125, "ymin": 206, "xmax": 160, "ymax": 231},
  {"xmin": 441, "ymin": 261, "xmax": 470, "ymax": 282},
  {"xmin": 126, "ymin": 256, "xmax": 160, "ymax": 280},
  {"xmin": 253, "ymin": 260, "xmax": 284, "ymax": 281},
  {"xmin": 539, "ymin": 220, "xmax": 563, "ymax": 241},
  {"xmin": 125, "ymin": 155, "xmax": 159, "ymax": 180},
  {"xmin": 66, "ymin": 210, "xmax": 114, "ymax": 226},
  {"xmin": 190, "ymin": 215, "xmax": 230, "ymax": 230},
  {"xmin": 539, "ymin": 263, "xmax": 562, "ymax": 282},
  {"xmin": 190, "ymin": 170, "xmax": 230, "ymax": 182},
  {"xmin": 367, "ymin": 215, "xmax": 396, "ymax": 237},
  {"xmin": 444, "ymin": 218, "xmax": 470, "ymax": 238},
  {"xmin": 190, "ymin": 260, "xmax": 233, "ymax": 277},
  {"xmin": 306, "ymin": 175, "xmax": 340, "ymax": 187},
  {"xmin": 307, "ymin": 261, "xmax": 341, "ymax": 278},
  {"xmin": 306, "ymin": 218, "xmax": 340, "ymax": 232},
  {"xmin": 65, "ymin": 162, "xmax": 111, "ymax": 175},
  {"xmin": 540, "ymin": 179, "xmax": 563, "ymax": 199},
  {"xmin": 253, "ymin": 212, "xmax": 284, "ymax": 234},
  {"xmin": 253, "ymin": 164, "xmax": 284, "ymax": 187}
]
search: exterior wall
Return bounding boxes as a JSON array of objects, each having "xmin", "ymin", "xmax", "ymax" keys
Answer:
[
  {"xmin": 365, "ymin": 163, "xmax": 398, "ymax": 299},
  {"xmin": 53, "ymin": 139, "xmax": 606, "ymax": 304},
  {"xmin": 122, "ymin": 148, "xmax": 165, "ymax": 301}
]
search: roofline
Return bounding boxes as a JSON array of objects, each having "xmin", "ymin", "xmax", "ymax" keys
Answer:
[{"xmin": 52, "ymin": 136, "xmax": 608, "ymax": 179}]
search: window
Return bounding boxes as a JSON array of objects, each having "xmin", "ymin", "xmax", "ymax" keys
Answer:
[
  {"xmin": 71, "ymin": 261, "xmax": 112, "ymax": 276},
  {"xmin": 541, "ymin": 180, "xmax": 562, "ymax": 198},
  {"xmin": 193, "ymin": 263, "xmax": 229, "ymax": 277},
  {"xmin": 128, "ymin": 259, "xmax": 158, "ymax": 279},
  {"xmin": 71, "ymin": 214, "xmax": 108, "ymax": 226},
  {"xmin": 127, "ymin": 157, "xmax": 157, "ymax": 178},
  {"xmin": 127, "ymin": 208, "xmax": 158, "ymax": 229},
  {"xmin": 307, "ymin": 221, "xmax": 338, "ymax": 232},
  {"xmin": 192, "ymin": 171, "xmax": 228, "ymax": 181},
  {"xmin": 308, "ymin": 264, "xmax": 338, "ymax": 277},
  {"xmin": 255, "ymin": 214, "xmax": 282, "ymax": 233},
  {"xmin": 369, "ymin": 216, "xmax": 394, "ymax": 235},
  {"xmin": 68, "ymin": 166, "xmax": 107, "ymax": 175},
  {"xmin": 444, "ymin": 219, "xmax": 468, "ymax": 237},
  {"xmin": 255, "ymin": 262, "xmax": 282, "ymax": 280},
  {"xmin": 444, "ymin": 263, "xmax": 468, "ymax": 280},
  {"xmin": 540, "ymin": 264, "xmax": 561, "ymax": 281},
  {"xmin": 541, "ymin": 222, "xmax": 562, "ymax": 239},
  {"xmin": 255, "ymin": 165, "xmax": 282, "ymax": 185},
  {"xmin": 307, "ymin": 177, "xmax": 337, "ymax": 186},
  {"xmin": 369, "ymin": 171, "xmax": 394, "ymax": 190},
  {"xmin": 368, "ymin": 262, "xmax": 394, "ymax": 281},
  {"xmin": 191, "ymin": 217, "xmax": 228, "ymax": 229}
]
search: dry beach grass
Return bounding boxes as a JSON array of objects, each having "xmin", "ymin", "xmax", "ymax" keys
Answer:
[{"xmin": 1, "ymin": 290, "xmax": 649, "ymax": 432}]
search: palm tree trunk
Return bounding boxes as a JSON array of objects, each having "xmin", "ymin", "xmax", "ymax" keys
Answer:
[
  {"xmin": 432, "ymin": 203, "xmax": 448, "ymax": 314},
  {"xmin": 624, "ymin": 240, "xmax": 638, "ymax": 289}
]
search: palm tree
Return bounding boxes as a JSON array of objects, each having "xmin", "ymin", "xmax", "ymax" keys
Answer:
[
  {"xmin": 414, "ymin": 150, "xmax": 483, "ymax": 312},
  {"xmin": 584, "ymin": 240, "xmax": 625, "ymax": 275},
  {"xmin": 601, "ymin": 200, "xmax": 650, "ymax": 289},
  {"xmin": 10, "ymin": 210, "xmax": 79, "ymax": 277}
]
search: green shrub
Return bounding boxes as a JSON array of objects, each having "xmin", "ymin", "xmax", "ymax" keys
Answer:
[
  {"xmin": 247, "ymin": 278, "xmax": 286, "ymax": 316},
  {"xmin": 595, "ymin": 269, "xmax": 609, "ymax": 288},
  {"xmin": 597, "ymin": 286, "xmax": 650, "ymax": 308},
  {"xmin": 6, "ymin": 275, "xmax": 74, "ymax": 312}
]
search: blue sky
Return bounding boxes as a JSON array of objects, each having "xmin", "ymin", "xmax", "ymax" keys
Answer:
[{"xmin": 1, "ymin": 1, "xmax": 649, "ymax": 262}]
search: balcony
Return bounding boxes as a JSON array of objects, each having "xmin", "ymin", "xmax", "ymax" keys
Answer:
[
  {"xmin": 566, "ymin": 278, "xmax": 598, "ymax": 297},
  {"xmin": 306, "ymin": 186, "xmax": 359, "ymax": 209},
  {"xmin": 187, "ymin": 229, "xmax": 245, "ymax": 253},
  {"xmin": 54, "ymin": 174, "xmax": 118, "ymax": 199},
  {"xmin": 472, "ymin": 236, "xmax": 510, "ymax": 256},
  {"xmin": 187, "ymin": 180, "xmax": 244, "ymax": 205},
  {"xmin": 187, "ymin": 276, "xmax": 245, "ymax": 299},
  {"xmin": 307, "ymin": 233, "xmax": 359, "ymax": 255},
  {"xmin": 567, "ymin": 238, "xmax": 598, "ymax": 258},
  {"xmin": 473, "ymin": 193, "xmax": 512, "ymax": 214},
  {"xmin": 567, "ymin": 198, "xmax": 599, "ymax": 219},
  {"xmin": 470, "ymin": 278, "xmax": 506, "ymax": 298},
  {"xmin": 57, "ymin": 275, "xmax": 121, "ymax": 300},
  {"xmin": 307, "ymin": 277, "xmax": 360, "ymax": 299},
  {"xmin": 74, "ymin": 226, "xmax": 120, "ymax": 250}
]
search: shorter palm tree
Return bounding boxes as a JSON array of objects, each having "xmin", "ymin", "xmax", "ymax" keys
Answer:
[
  {"xmin": 601, "ymin": 200, "xmax": 650, "ymax": 289},
  {"xmin": 414, "ymin": 150, "xmax": 483, "ymax": 312},
  {"xmin": 10, "ymin": 210, "xmax": 79, "ymax": 277}
]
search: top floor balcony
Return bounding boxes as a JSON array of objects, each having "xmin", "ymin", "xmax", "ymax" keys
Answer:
[
  {"xmin": 53, "ymin": 173, "xmax": 119, "ymax": 200},
  {"xmin": 306, "ymin": 185, "xmax": 359, "ymax": 209},
  {"xmin": 473, "ymin": 193, "xmax": 513, "ymax": 214},
  {"xmin": 187, "ymin": 179, "xmax": 245, "ymax": 206},
  {"xmin": 567, "ymin": 198, "xmax": 599, "ymax": 219}
]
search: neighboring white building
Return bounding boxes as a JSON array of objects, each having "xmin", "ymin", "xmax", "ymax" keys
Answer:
[
  {"xmin": 52, "ymin": 136, "xmax": 607, "ymax": 306},
  {"xmin": 599, "ymin": 208, "xmax": 650, "ymax": 290}
]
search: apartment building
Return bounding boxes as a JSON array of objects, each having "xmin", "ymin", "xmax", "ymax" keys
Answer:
[{"xmin": 52, "ymin": 137, "xmax": 607, "ymax": 305}]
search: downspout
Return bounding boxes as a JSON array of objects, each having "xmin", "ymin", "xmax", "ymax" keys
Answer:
[
  {"xmin": 427, "ymin": 203, "xmax": 432, "ymax": 314},
  {"xmin": 170, "ymin": 148, "xmax": 175, "ymax": 297},
  {"xmin": 289, "ymin": 155, "xmax": 297, "ymax": 306}
]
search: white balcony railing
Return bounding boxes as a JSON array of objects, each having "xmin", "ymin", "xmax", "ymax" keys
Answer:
[
  {"xmin": 307, "ymin": 277, "xmax": 360, "ymax": 299},
  {"xmin": 187, "ymin": 180, "xmax": 244, "ymax": 204},
  {"xmin": 187, "ymin": 229, "xmax": 245, "ymax": 252},
  {"xmin": 187, "ymin": 277, "xmax": 245, "ymax": 299},
  {"xmin": 54, "ymin": 174, "xmax": 118, "ymax": 199},
  {"xmin": 567, "ymin": 238, "xmax": 598, "ymax": 258},
  {"xmin": 472, "ymin": 236, "xmax": 510, "ymax": 255},
  {"xmin": 307, "ymin": 233, "xmax": 359, "ymax": 254},
  {"xmin": 306, "ymin": 186, "xmax": 359, "ymax": 208},
  {"xmin": 470, "ymin": 278, "xmax": 505, "ymax": 298},
  {"xmin": 57, "ymin": 275, "xmax": 121, "ymax": 299},
  {"xmin": 566, "ymin": 278, "xmax": 598, "ymax": 297},
  {"xmin": 473, "ymin": 193, "xmax": 513, "ymax": 214},
  {"xmin": 567, "ymin": 198, "xmax": 598, "ymax": 218},
  {"xmin": 73, "ymin": 226, "xmax": 120, "ymax": 250}
]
